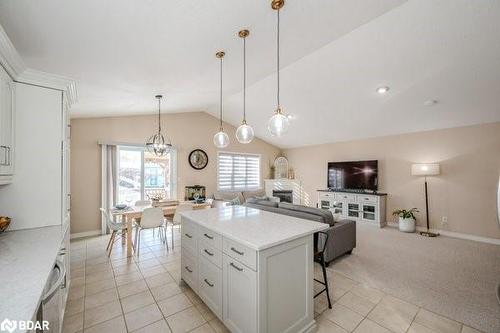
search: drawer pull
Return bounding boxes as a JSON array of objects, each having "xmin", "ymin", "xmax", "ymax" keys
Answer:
[
  {"xmin": 230, "ymin": 262, "xmax": 243, "ymax": 272},
  {"xmin": 184, "ymin": 233, "xmax": 193, "ymax": 239},
  {"xmin": 231, "ymin": 247, "xmax": 244, "ymax": 256},
  {"xmin": 204, "ymin": 278, "xmax": 214, "ymax": 287},
  {"xmin": 203, "ymin": 233, "xmax": 214, "ymax": 240},
  {"xmin": 204, "ymin": 249, "xmax": 214, "ymax": 256},
  {"xmin": 364, "ymin": 198, "xmax": 369, "ymax": 200},
  {"xmin": 185, "ymin": 266, "xmax": 193, "ymax": 273}
]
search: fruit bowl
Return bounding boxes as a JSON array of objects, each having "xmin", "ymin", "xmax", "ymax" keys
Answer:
[{"xmin": 0, "ymin": 216, "xmax": 11, "ymax": 233}]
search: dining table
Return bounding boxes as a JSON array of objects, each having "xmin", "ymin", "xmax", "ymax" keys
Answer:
[{"xmin": 111, "ymin": 202, "xmax": 211, "ymax": 257}]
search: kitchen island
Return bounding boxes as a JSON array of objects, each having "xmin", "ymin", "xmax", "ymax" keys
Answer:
[{"xmin": 180, "ymin": 205, "xmax": 328, "ymax": 333}]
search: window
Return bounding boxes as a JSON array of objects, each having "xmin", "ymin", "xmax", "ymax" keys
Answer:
[
  {"xmin": 217, "ymin": 152, "xmax": 261, "ymax": 191},
  {"xmin": 117, "ymin": 146, "xmax": 176, "ymax": 204}
]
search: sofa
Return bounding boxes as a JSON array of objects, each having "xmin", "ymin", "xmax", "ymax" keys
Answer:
[
  {"xmin": 244, "ymin": 199, "xmax": 356, "ymax": 264},
  {"xmin": 210, "ymin": 190, "xmax": 271, "ymax": 206}
]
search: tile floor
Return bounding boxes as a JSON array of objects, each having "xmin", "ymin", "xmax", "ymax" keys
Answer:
[{"xmin": 65, "ymin": 228, "xmax": 484, "ymax": 333}]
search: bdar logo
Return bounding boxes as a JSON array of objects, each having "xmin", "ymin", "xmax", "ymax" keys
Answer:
[{"xmin": 0, "ymin": 318, "xmax": 17, "ymax": 333}]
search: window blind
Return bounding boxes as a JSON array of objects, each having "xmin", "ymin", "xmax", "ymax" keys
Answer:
[{"xmin": 217, "ymin": 152, "xmax": 261, "ymax": 191}]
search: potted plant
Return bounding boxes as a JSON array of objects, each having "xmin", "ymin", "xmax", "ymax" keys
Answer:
[{"xmin": 392, "ymin": 208, "xmax": 419, "ymax": 233}]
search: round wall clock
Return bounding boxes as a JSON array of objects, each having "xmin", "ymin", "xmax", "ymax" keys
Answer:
[{"xmin": 188, "ymin": 149, "xmax": 209, "ymax": 170}]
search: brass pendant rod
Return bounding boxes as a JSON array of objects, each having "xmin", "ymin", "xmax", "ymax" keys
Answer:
[
  {"xmin": 243, "ymin": 35, "xmax": 247, "ymax": 122},
  {"xmin": 219, "ymin": 56, "xmax": 223, "ymax": 130},
  {"xmin": 277, "ymin": 8, "xmax": 280, "ymax": 108},
  {"xmin": 157, "ymin": 96, "xmax": 161, "ymax": 134}
]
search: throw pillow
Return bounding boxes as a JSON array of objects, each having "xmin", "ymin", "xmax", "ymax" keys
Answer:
[{"xmin": 228, "ymin": 197, "xmax": 241, "ymax": 206}]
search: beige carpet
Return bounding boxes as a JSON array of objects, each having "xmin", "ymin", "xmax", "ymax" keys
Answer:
[{"xmin": 330, "ymin": 224, "xmax": 500, "ymax": 333}]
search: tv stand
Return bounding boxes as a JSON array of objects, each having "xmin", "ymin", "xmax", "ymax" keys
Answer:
[{"xmin": 317, "ymin": 190, "xmax": 387, "ymax": 228}]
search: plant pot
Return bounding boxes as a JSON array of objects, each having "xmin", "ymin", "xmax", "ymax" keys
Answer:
[{"xmin": 399, "ymin": 217, "xmax": 416, "ymax": 233}]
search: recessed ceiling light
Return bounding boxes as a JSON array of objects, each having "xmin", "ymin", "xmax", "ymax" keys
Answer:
[
  {"xmin": 424, "ymin": 99, "xmax": 438, "ymax": 106},
  {"xmin": 376, "ymin": 86, "xmax": 390, "ymax": 94}
]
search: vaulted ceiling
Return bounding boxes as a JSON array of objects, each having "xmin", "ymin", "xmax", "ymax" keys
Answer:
[{"xmin": 1, "ymin": 0, "xmax": 499, "ymax": 148}]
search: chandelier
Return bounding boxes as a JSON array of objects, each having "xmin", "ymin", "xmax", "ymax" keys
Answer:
[{"xmin": 145, "ymin": 95, "xmax": 172, "ymax": 156}]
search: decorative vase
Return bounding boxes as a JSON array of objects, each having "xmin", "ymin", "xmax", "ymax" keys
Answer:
[{"xmin": 399, "ymin": 217, "xmax": 416, "ymax": 233}]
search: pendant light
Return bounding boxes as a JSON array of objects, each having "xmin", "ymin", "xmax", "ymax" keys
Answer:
[
  {"xmin": 213, "ymin": 51, "xmax": 230, "ymax": 148},
  {"xmin": 268, "ymin": 0, "xmax": 290, "ymax": 137},
  {"xmin": 235, "ymin": 29, "xmax": 255, "ymax": 144},
  {"xmin": 145, "ymin": 95, "xmax": 172, "ymax": 156}
]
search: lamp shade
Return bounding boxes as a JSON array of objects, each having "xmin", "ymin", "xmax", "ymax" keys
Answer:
[{"xmin": 411, "ymin": 163, "xmax": 440, "ymax": 176}]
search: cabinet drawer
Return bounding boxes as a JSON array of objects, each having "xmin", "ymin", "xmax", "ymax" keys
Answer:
[
  {"xmin": 222, "ymin": 254, "xmax": 257, "ymax": 333},
  {"xmin": 181, "ymin": 221, "xmax": 197, "ymax": 255},
  {"xmin": 223, "ymin": 238, "xmax": 257, "ymax": 271},
  {"xmin": 335, "ymin": 193, "xmax": 356, "ymax": 201},
  {"xmin": 198, "ymin": 256, "xmax": 223, "ymax": 318},
  {"xmin": 198, "ymin": 225, "xmax": 222, "ymax": 250},
  {"xmin": 181, "ymin": 251, "xmax": 198, "ymax": 290},
  {"xmin": 357, "ymin": 195, "xmax": 378, "ymax": 203},
  {"xmin": 199, "ymin": 239, "xmax": 222, "ymax": 268}
]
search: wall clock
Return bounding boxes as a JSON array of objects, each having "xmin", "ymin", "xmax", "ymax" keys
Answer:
[{"xmin": 188, "ymin": 149, "xmax": 209, "ymax": 170}]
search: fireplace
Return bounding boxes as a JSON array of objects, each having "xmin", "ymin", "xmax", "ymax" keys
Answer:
[{"xmin": 273, "ymin": 190, "xmax": 293, "ymax": 203}]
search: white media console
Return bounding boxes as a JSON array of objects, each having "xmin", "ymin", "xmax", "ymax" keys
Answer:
[{"xmin": 317, "ymin": 190, "xmax": 387, "ymax": 227}]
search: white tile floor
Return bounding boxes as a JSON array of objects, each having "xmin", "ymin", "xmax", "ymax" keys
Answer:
[{"xmin": 65, "ymin": 228, "xmax": 484, "ymax": 333}]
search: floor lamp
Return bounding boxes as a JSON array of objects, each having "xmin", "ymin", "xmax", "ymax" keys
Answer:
[{"xmin": 411, "ymin": 163, "xmax": 441, "ymax": 237}]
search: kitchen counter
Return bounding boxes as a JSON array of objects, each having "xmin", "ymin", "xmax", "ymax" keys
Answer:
[
  {"xmin": 181, "ymin": 205, "xmax": 328, "ymax": 250},
  {"xmin": 0, "ymin": 226, "xmax": 62, "ymax": 326}
]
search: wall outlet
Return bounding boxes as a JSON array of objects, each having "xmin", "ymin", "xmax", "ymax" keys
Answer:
[{"xmin": 441, "ymin": 216, "xmax": 448, "ymax": 225}]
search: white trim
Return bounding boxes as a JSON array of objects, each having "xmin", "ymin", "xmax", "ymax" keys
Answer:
[
  {"xmin": 0, "ymin": 24, "xmax": 77, "ymax": 106},
  {"xmin": 71, "ymin": 229, "xmax": 102, "ymax": 239},
  {"xmin": 17, "ymin": 69, "xmax": 77, "ymax": 106},
  {"xmin": 386, "ymin": 222, "xmax": 500, "ymax": 245},
  {"xmin": 101, "ymin": 144, "xmax": 108, "ymax": 235},
  {"xmin": 0, "ymin": 24, "xmax": 26, "ymax": 78}
]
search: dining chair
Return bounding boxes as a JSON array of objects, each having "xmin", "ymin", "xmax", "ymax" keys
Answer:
[
  {"xmin": 134, "ymin": 199, "xmax": 151, "ymax": 233},
  {"xmin": 100, "ymin": 208, "xmax": 130, "ymax": 257},
  {"xmin": 167, "ymin": 202, "xmax": 194, "ymax": 249},
  {"xmin": 135, "ymin": 207, "xmax": 167, "ymax": 256},
  {"xmin": 135, "ymin": 200, "xmax": 151, "ymax": 207}
]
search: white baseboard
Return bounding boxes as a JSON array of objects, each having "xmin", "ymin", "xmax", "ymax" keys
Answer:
[
  {"xmin": 70, "ymin": 229, "xmax": 102, "ymax": 239},
  {"xmin": 386, "ymin": 222, "xmax": 500, "ymax": 246}
]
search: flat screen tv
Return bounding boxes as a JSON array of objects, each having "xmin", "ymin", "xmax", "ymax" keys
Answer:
[{"xmin": 328, "ymin": 160, "xmax": 378, "ymax": 191}]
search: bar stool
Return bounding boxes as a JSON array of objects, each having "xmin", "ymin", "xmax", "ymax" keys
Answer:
[{"xmin": 314, "ymin": 231, "xmax": 332, "ymax": 309}]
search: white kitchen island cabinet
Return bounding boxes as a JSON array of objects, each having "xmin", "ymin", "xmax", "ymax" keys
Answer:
[{"xmin": 181, "ymin": 206, "xmax": 328, "ymax": 333}]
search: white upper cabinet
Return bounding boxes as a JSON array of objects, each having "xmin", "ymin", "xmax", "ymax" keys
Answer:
[{"xmin": 0, "ymin": 65, "xmax": 14, "ymax": 181}]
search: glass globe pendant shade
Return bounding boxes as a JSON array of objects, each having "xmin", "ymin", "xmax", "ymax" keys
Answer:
[
  {"xmin": 235, "ymin": 121, "xmax": 254, "ymax": 144},
  {"xmin": 268, "ymin": 107, "xmax": 289, "ymax": 136},
  {"xmin": 213, "ymin": 130, "xmax": 230, "ymax": 148},
  {"xmin": 146, "ymin": 133, "xmax": 171, "ymax": 156}
]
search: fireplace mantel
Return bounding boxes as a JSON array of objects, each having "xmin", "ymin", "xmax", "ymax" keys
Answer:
[{"xmin": 264, "ymin": 179, "xmax": 304, "ymax": 205}]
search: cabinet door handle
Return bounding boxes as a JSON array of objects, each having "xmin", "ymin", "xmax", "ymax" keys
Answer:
[
  {"xmin": 185, "ymin": 266, "xmax": 193, "ymax": 273},
  {"xmin": 203, "ymin": 233, "xmax": 214, "ymax": 240},
  {"xmin": 184, "ymin": 233, "xmax": 193, "ymax": 239},
  {"xmin": 204, "ymin": 249, "xmax": 214, "ymax": 256},
  {"xmin": 230, "ymin": 262, "xmax": 243, "ymax": 272},
  {"xmin": 231, "ymin": 247, "xmax": 244, "ymax": 256},
  {"xmin": 204, "ymin": 278, "xmax": 214, "ymax": 287},
  {"xmin": 6, "ymin": 147, "xmax": 10, "ymax": 166},
  {"xmin": 0, "ymin": 146, "xmax": 6, "ymax": 166}
]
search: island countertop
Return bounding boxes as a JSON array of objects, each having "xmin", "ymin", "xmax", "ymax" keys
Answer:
[
  {"xmin": 180, "ymin": 205, "xmax": 328, "ymax": 251},
  {"xmin": 0, "ymin": 226, "xmax": 62, "ymax": 328}
]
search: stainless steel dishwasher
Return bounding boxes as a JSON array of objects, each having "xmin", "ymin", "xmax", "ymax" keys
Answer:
[{"xmin": 36, "ymin": 258, "xmax": 67, "ymax": 333}]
